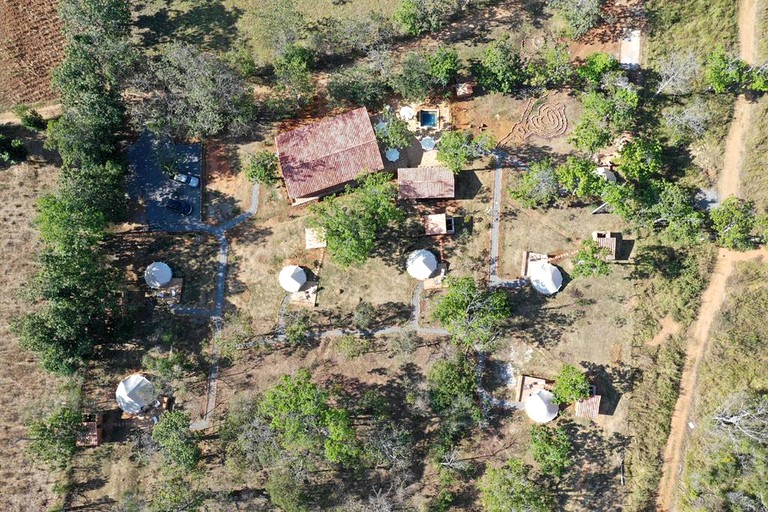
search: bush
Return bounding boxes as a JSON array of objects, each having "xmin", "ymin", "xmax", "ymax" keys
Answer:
[
  {"xmin": 390, "ymin": 49, "xmax": 459, "ymax": 101},
  {"xmin": 375, "ymin": 117, "xmax": 414, "ymax": 150},
  {"xmin": 328, "ymin": 67, "xmax": 389, "ymax": 109},
  {"xmin": 437, "ymin": 130, "xmax": 495, "ymax": 174},
  {"xmin": 550, "ymin": 0, "xmax": 603, "ymax": 40},
  {"xmin": 152, "ymin": 411, "xmax": 201, "ymax": 469},
  {"xmin": 244, "ymin": 150, "xmax": 279, "ymax": 185},
  {"xmin": 13, "ymin": 104, "xmax": 46, "ymax": 131},
  {"xmin": 526, "ymin": 43, "xmax": 573, "ymax": 88},
  {"xmin": 478, "ymin": 458, "xmax": 553, "ymax": 512},
  {"xmin": 705, "ymin": 47, "xmax": 747, "ymax": 93},
  {"xmin": 0, "ymin": 134, "xmax": 27, "ymax": 165},
  {"xmin": 353, "ymin": 301, "xmax": 375, "ymax": 330},
  {"xmin": 710, "ymin": 196, "xmax": 759, "ymax": 250},
  {"xmin": 572, "ymin": 239, "xmax": 612, "ymax": 278},
  {"xmin": 577, "ymin": 52, "xmax": 620, "ymax": 87},
  {"xmin": 509, "ymin": 159, "xmax": 561, "ymax": 207},
  {"xmin": 552, "ymin": 364, "xmax": 590, "ymax": 404},
  {"xmin": 27, "ymin": 406, "xmax": 83, "ymax": 469},
  {"xmin": 394, "ymin": 0, "xmax": 458, "ymax": 36},
  {"xmin": 388, "ymin": 330, "xmax": 419, "ymax": 355},
  {"xmin": 477, "ymin": 36, "xmax": 527, "ymax": 93},
  {"xmin": 530, "ymin": 424, "xmax": 571, "ymax": 477},
  {"xmin": 337, "ymin": 335, "xmax": 372, "ymax": 358}
]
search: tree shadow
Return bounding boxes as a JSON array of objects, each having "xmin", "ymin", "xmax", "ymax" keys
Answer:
[
  {"xmin": 578, "ymin": 361, "xmax": 638, "ymax": 416},
  {"xmin": 511, "ymin": 287, "xmax": 576, "ymax": 347}
]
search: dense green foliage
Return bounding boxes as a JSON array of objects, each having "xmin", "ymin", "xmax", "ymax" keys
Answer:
[
  {"xmin": 27, "ymin": 406, "xmax": 83, "ymax": 468},
  {"xmin": 436, "ymin": 130, "xmax": 494, "ymax": 174},
  {"xmin": 478, "ymin": 458, "xmax": 553, "ymax": 511},
  {"xmin": 477, "ymin": 36, "xmax": 528, "ymax": 94},
  {"xmin": 552, "ymin": 364, "xmax": 590, "ymax": 404},
  {"xmin": 152, "ymin": 411, "xmax": 202, "ymax": 469},
  {"xmin": 510, "ymin": 159, "xmax": 561, "ymax": 207},
  {"xmin": 309, "ymin": 173, "xmax": 403, "ymax": 266},
  {"xmin": 0, "ymin": 134, "xmax": 27, "ymax": 165},
  {"xmin": 328, "ymin": 66, "xmax": 390, "ymax": 109},
  {"xmin": 710, "ymin": 196, "xmax": 761, "ymax": 250},
  {"xmin": 243, "ymin": 150, "xmax": 279, "ymax": 184},
  {"xmin": 375, "ymin": 117, "xmax": 414, "ymax": 150},
  {"xmin": 394, "ymin": 0, "xmax": 457, "ymax": 36},
  {"xmin": 427, "ymin": 353, "xmax": 482, "ymax": 444},
  {"xmin": 577, "ymin": 52, "xmax": 620, "ymax": 87},
  {"xmin": 550, "ymin": 0, "xmax": 603, "ymax": 39},
  {"xmin": 390, "ymin": 49, "xmax": 460, "ymax": 101},
  {"xmin": 530, "ymin": 424, "xmax": 572, "ymax": 478},
  {"xmin": 433, "ymin": 277, "xmax": 510, "ymax": 350},
  {"xmin": 572, "ymin": 239, "xmax": 612, "ymax": 278},
  {"xmin": 13, "ymin": 104, "xmax": 46, "ymax": 131}
]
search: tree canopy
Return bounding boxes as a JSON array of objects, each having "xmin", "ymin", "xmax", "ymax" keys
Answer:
[
  {"xmin": 436, "ymin": 130, "xmax": 495, "ymax": 174},
  {"xmin": 27, "ymin": 406, "xmax": 83, "ymax": 468},
  {"xmin": 552, "ymin": 364, "xmax": 590, "ymax": 404},
  {"xmin": 530, "ymin": 424, "xmax": 572, "ymax": 478},
  {"xmin": 710, "ymin": 197, "xmax": 760, "ymax": 251},
  {"xmin": 572, "ymin": 239, "xmax": 612, "ymax": 278},
  {"xmin": 478, "ymin": 458, "xmax": 554, "ymax": 512},
  {"xmin": 152, "ymin": 411, "xmax": 201, "ymax": 470}
]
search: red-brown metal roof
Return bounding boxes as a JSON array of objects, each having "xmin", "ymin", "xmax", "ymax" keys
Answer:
[
  {"xmin": 397, "ymin": 167, "xmax": 455, "ymax": 199},
  {"xmin": 276, "ymin": 108, "xmax": 384, "ymax": 200}
]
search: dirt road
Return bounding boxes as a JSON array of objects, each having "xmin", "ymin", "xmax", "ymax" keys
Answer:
[{"xmin": 656, "ymin": 0, "xmax": 760, "ymax": 509}]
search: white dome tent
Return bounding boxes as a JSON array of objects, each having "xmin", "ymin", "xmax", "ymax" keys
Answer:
[
  {"xmin": 279, "ymin": 265, "xmax": 307, "ymax": 293},
  {"xmin": 144, "ymin": 262, "xmax": 172, "ymax": 289},
  {"xmin": 529, "ymin": 260, "xmax": 563, "ymax": 295},
  {"xmin": 116, "ymin": 374, "xmax": 156, "ymax": 415},
  {"xmin": 406, "ymin": 250, "xmax": 437, "ymax": 280},
  {"xmin": 525, "ymin": 389, "xmax": 559, "ymax": 423}
]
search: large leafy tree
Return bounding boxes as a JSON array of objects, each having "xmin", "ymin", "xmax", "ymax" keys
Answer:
[
  {"xmin": 310, "ymin": 173, "xmax": 403, "ymax": 267},
  {"xmin": 510, "ymin": 159, "xmax": 561, "ymax": 208},
  {"xmin": 427, "ymin": 354, "xmax": 482, "ymax": 442},
  {"xmin": 390, "ymin": 49, "xmax": 459, "ymax": 101},
  {"xmin": 614, "ymin": 138, "xmax": 663, "ymax": 183},
  {"xmin": 530, "ymin": 424, "xmax": 572, "ymax": 478},
  {"xmin": 243, "ymin": 150, "xmax": 279, "ymax": 185},
  {"xmin": 152, "ymin": 411, "xmax": 201, "ymax": 469},
  {"xmin": 478, "ymin": 458, "xmax": 554, "ymax": 512},
  {"xmin": 394, "ymin": 0, "xmax": 457, "ymax": 36},
  {"xmin": 577, "ymin": 52, "xmax": 620, "ymax": 87},
  {"xmin": 555, "ymin": 156, "xmax": 604, "ymax": 199},
  {"xmin": 705, "ymin": 47, "xmax": 748, "ymax": 93},
  {"xmin": 328, "ymin": 66, "xmax": 390, "ymax": 109},
  {"xmin": 646, "ymin": 182, "xmax": 705, "ymax": 245},
  {"xmin": 433, "ymin": 277, "xmax": 511, "ymax": 350},
  {"xmin": 477, "ymin": 36, "xmax": 527, "ymax": 94},
  {"xmin": 710, "ymin": 197, "xmax": 759, "ymax": 251},
  {"xmin": 130, "ymin": 43, "xmax": 253, "ymax": 139},
  {"xmin": 375, "ymin": 117, "xmax": 414, "ymax": 150},
  {"xmin": 437, "ymin": 130, "xmax": 495, "ymax": 174},
  {"xmin": 273, "ymin": 45, "xmax": 315, "ymax": 106},
  {"xmin": 28, "ymin": 406, "xmax": 83, "ymax": 468},
  {"xmin": 552, "ymin": 364, "xmax": 590, "ymax": 404},
  {"xmin": 549, "ymin": 0, "xmax": 603, "ymax": 40}
]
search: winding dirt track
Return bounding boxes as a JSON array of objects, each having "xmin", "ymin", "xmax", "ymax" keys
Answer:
[{"xmin": 655, "ymin": 1, "xmax": 761, "ymax": 509}]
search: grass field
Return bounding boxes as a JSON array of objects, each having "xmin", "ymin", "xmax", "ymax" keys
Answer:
[{"xmin": 0, "ymin": 127, "xmax": 63, "ymax": 511}]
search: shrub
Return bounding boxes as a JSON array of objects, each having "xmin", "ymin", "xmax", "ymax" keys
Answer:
[
  {"xmin": 577, "ymin": 52, "xmax": 620, "ymax": 87},
  {"xmin": 437, "ymin": 130, "xmax": 495, "ymax": 174},
  {"xmin": 328, "ymin": 66, "xmax": 389, "ymax": 109},
  {"xmin": 337, "ymin": 335, "xmax": 372, "ymax": 358},
  {"xmin": 152, "ymin": 411, "xmax": 201, "ymax": 469},
  {"xmin": 0, "ymin": 135, "xmax": 27, "ymax": 165},
  {"xmin": 13, "ymin": 104, "xmax": 46, "ymax": 131},
  {"xmin": 705, "ymin": 47, "xmax": 748, "ymax": 93},
  {"xmin": 388, "ymin": 330, "xmax": 419, "ymax": 355},
  {"xmin": 477, "ymin": 36, "xmax": 527, "ymax": 93},
  {"xmin": 530, "ymin": 424, "xmax": 572, "ymax": 477},
  {"xmin": 572, "ymin": 239, "xmax": 612, "ymax": 278},
  {"xmin": 552, "ymin": 364, "xmax": 590, "ymax": 404},
  {"xmin": 510, "ymin": 159, "xmax": 561, "ymax": 207},
  {"xmin": 375, "ymin": 117, "xmax": 414, "ymax": 150},
  {"xmin": 478, "ymin": 458, "xmax": 553, "ymax": 512},
  {"xmin": 710, "ymin": 196, "xmax": 758, "ymax": 250},
  {"xmin": 390, "ymin": 49, "xmax": 459, "ymax": 101},
  {"xmin": 27, "ymin": 406, "xmax": 83, "ymax": 469},
  {"xmin": 550, "ymin": 0, "xmax": 603, "ymax": 40},
  {"xmin": 353, "ymin": 301, "xmax": 376, "ymax": 330},
  {"xmin": 394, "ymin": 0, "xmax": 458, "ymax": 36},
  {"xmin": 244, "ymin": 150, "xmax": 279, "ymax": 184}
]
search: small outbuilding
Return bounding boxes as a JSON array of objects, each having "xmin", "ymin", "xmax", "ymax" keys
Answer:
[
  {"xmin": 424, "ymin": 213, "xmax": 455, "ymax": 236},
  {"xmin": 398, "ymin": 167, "xmax": 454, "ymax": 199},
  {"xmin": 455, "ymin": 82, "xmax": 474, "ymax": 98},
  {"xmin": 528, "ymin": 260, "xmax": 563, "ymax": 295},
  {"xmin": 592, "ymin": 231, "xmax": 621, "ymax": 260},
  {"xmin": 524, "ymin": 389, "xmax": 559, "ymax": 423},
  {"xmin": 406, "ymin": 250, "xmax": 438, "ymax": 280},
  {"xmin": 116, "ymin": 374, "xmax": 156, "ymax": 415},
  {"xmin": 144, "ymin": 262, "xmax": 173, "ymax": 289},
  {"xmin": 279, "ymin": 265, "xmax": 307, "ymax": 293}
]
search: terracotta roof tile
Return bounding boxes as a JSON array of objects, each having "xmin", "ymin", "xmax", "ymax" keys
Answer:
[
  {"xmin": 276, "ymin": 108, "xmax": 384, "ymax": 200},
  {"xmin": 397, "ymin": 167, "xmax": 455, "ymax": 199}
]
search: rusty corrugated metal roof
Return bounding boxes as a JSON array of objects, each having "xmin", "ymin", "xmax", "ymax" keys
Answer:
[
  {"xmin": 397, "ymin": 167, "xmax": 455, "ymax": 199},
  {"xmin": 276, "ymin": 108, "xmax": 384, "ymax": 200}
]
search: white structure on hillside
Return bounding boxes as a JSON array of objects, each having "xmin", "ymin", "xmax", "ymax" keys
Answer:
[
  {"xmin": 144, "ymin": 262, "xmax": 172, "ymax": 289},
  {"xmin": 525, "ymin": 389, "xmax": 559, "ymax": 423},
  {"xmin": 529, "ymin": 260, "xmax": 563, "ymax": 295},
  {"xmin": 279, "ymin": 265, "xmax": 307, "ymax": 293},
  {"xmin": 116, "ymin": 374, "xmax": 156, "ymax": 415},
  {"xmin": 406, "ymin": 249, "xmax": 437, "ymax": 280}
]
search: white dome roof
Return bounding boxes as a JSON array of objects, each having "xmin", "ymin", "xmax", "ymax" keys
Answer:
[
  {"xmin": 406, "ymin": 250, "xmax": 437, "ymax": 280},
  {"xmin": 116, "ymin": 374, "xmax": 156, "ymax": 414},
  {"xmin": 144, "ymin": 261, "xmax": 172, "ymax": 289},
  {"xmin": 529, "ymin": 261, "xmax": 563, "ymax": 295},
  {"xmin": 525, "ymin": 389, "xmax": 559, "ymax": 423},
  {"xmin": 279, "ymin": 265, "xmax": 307, "ymax": 292}
]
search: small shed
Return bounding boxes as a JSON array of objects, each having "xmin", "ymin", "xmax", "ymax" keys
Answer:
[
  {"xmin": 575, "ymin": 393, "xmax": 602, "ymax": 419},
  {"xmin": 76, "ymin": 413, "xmax": 104, "ymax": 447},
  {"xmin": 525, "ymin": 389, "xmax": 559, "ymax": 423},
  {"xmin": 144, "ymin": 262, "xmax": 172, "ymax": 289},
  {"xmin": 279, "ymin": 265, "xmax": 307, "ymax": 293},
  {"xmin": 424, "ymin": 213, "xmax": 455, "ymax": 236},
  {"xmin": 116, "ymin": 374, "xmax": 156, "ymax": 415},
  {"xmin": 592, "ymin": 231, "xmax": 621, "ymax": 260},
  {"xmin": 398, "ymin": 167, "xmax": 454, "ymax": 199},
  {"xmin": 406, "ymin": 250, "xmax": 438, "ymax": 280}
]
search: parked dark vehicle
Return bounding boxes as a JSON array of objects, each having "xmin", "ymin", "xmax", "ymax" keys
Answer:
[{"xmin": 163, "ymin": 198, "xmax": 193, "ymax": 216}]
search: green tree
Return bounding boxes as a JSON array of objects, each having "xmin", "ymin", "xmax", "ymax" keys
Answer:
[
  {"xmin": 530, "ymin": 424, "xmax": 572, "ymax": 478},
  {"xmin": 572, "ymin": 239, "xmax": 612, "ymax": 278},
  {"xmin": 28, "ymin": 406, "xmax": 83, "ymax": 468},
  {"xmin": 552, "ymin": 364, "xmax": 590, "ymax": 404},
  {"xmin": 390, "ymin": 49, "xmax": 459, "ymax": 101},
  {"xmin": 428, "ymin": 47, "xmax": 461, "ymax": 87},
  {"xmin": 555, "ymin": 156, "xmax": 604, "ymax": 199},
  {"xmin": 478, "ymin": 458, "xmax": 553, "ymax": 512},
  {"xmin": 614, "ymin": 138, "xmax": 663, "ymax": 183},
  {"xmin": 577, "ymin": 52, "xmax": 620, "ymax": 87},
  {"xmin": 149, "ymin": 471, "xmax": 203, "ymax": 512},
  {"xmin": 265, "ymin": 467, "xmax": 311, "ymax": 512},
  {"xmin": 705, "ymin": 47, "xmax": 748, "ymax": 93},
  {"xmin": 0, "ymin": 134, "xmax": 27, "ymax": 165},
  {"xmin": 569, "ymin": 91, "xmax": 612, "ymax": 152},
  {"xmin": 437, "ymin": 130, "xmax": 495, "ymax": 174},
  {"xmin": 477, "ymin": 36, "xmax": 528, "ymax": 93},
  {"xmin": 646, "ymin": 182, "xmax": 704, "ymax": 245},
  {"xmin": 433, "ymin": 277, "xmax": 510, "ymax": 350},
  {"xmin": 259, "ymin": 369, "xmax": 360, "ymax": 465},
  {"xmin": 274, "ymin": 45, "xmax": 315, "ymax": 105},
  {"xmin": 244, "ymin": 150, "xmax": 279, "ymax": 185},
  {"xmin": 427, "ymin": 354, "xmax": 478, "ymax": 414},
  {"xmin": 510, "ymin": 159, "xmax": 561, "ymax": 208},
  {"xmin": 375, "ymin": 117, "xmax": 414, "ymax": 149},
  {"xmin": 152, "ymin": 411, "xmax": 201, "ymax": 469},
  {"xmin": 550, "ymin": 0, "xmax": 603, "ymax": 40},
  {"xmin": 394, "ymin": 0, "xmax": 457, "ymax": 36},
  {"xmin": 309, "ymin": 173, "xmax": 403, "ymax": 266},
  {"xmin": 130, "ymin": 43, "xmax": 253, "ymax": 139},
  {"xmin": 526, "ymin": 43, "xmax": 573, "ymax": 88},
  {"xmin": 245, "ymin": 0, "xmax": 305, "ymax": 62},
  {"xmin": 328, "ymin": 66, "xmax": 390, "ymax": 109},
  {"xmin": 710, "ymin": 197, "xmax": 758, "ymax": 250}
]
